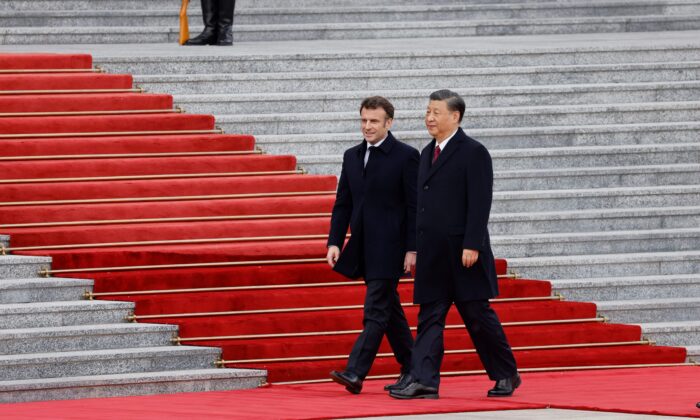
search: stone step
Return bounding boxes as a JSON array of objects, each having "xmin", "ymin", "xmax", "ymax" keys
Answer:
[
  {"xmin": 0, "ymin": 255, "xmax": 51, "ymax": 280},
  {"xmin": 0, "ymin": 235, "xmax": 8, "ymax": 248},
  {"xmin": 0, "ymin": 324, "xmax": 177, "ymax": 355},
  {"xmin": 685, "ymin": 345, "xmax": 700, "ymax": 361},
  {"xmin": 141, "ymin": 62, "xmax": 700, "ymax": 94},
  {"xmin": 0, "ymin": 278, "xmax": 92, "ymax": 304},
  {"xmin": 493, "ymin": 228, "xmax": 700, "ymax": 258},
  {"xmin": 255, "ymin": 122, "xmax": 700, "ymax": 154},
  {"xmin": 550, "ymin": 274, "xmax": 700, "ymax": 302},
  {"xmin": 7, "ymin": 14, "xmax": 700, "ymax": 44},
  {"xmin": 0, "ymin": 368, "xmax": 266, "ymax": 403},
  {"xmin": 86, "ymin": 35, "xmax": 700, "ymax": 74},
  {"xmin": 216, "ymin": 101, "xmax": 700, "ymax": 135},
  {"xmin": 508, "ymin": 250, "xmax": 700, "ymax": 279},
  {"xmin": 0, "ymin": 301, "xmax": 134, "ymax": 329},
  {"xmin": 0, "ymin": 346, "xmax": 220, "ymax": 381},
  {"xmin": 4, "ymin": 1, "xmax": 699, "ymax": 28},
  {"xmin": 298, "ymin": 143, "xmax": 700, "ymax": 174},
  {"xmin": 494, "ymin": 184, "xmax": 700, "ymax": 213},
  {"xmin": 173, "ymin": 81, "xmax": 700, "ymax": 115},
  {"xmin": 595, "ymin": 298, "xmax": 700, "ymax": 323},
  {"xmin": 640, "ymin": 321, "xmax": 700, "ymax": 347},
  {"xmin": 490, "ymin": 206, "xmax": 700, "ymax": 235},
  {"xmin": 495, "ymin": 164, "xmax": 700, "ymax": 191}
]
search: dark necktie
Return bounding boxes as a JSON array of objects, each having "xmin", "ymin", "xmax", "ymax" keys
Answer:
[
  {"xmin": 365, "ymin": 145, "xmax": 376, "ymax": 168},
  {"xmin": 432, "ymin": 144, "xmax": 441, "ymax": 164}
]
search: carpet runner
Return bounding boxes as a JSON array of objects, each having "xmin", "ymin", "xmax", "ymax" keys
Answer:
[{"xmin": 0, "ymin": 52, "xmax": 688, "ymax": 386}]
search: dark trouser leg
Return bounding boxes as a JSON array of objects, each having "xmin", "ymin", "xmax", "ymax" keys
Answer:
[
  {"xmin": 384, "ymin": 281, "xmax": 414, "ymax": 373},
  {"xmin": 346, "ymin": 278, "xmax": 401, "ymax": 379},
  {"xmin": 184, "ymin": 0, "xmax": 218, "ymax": 45},
  {"xmin": 455, "ymin": 300, "xmax": 517, "ymax": 380},
  {"xmin": 216, "ymin": 0, "xmax": 235, "ymax": 45},
  {"xmin": 409, "ymin": 299, "xmax": 451, "ymax": 389}
]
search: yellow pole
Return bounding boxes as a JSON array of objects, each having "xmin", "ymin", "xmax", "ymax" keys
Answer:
[{"xmin": 179, "ymin": 0, "xmax": 190, "ymax": 45}]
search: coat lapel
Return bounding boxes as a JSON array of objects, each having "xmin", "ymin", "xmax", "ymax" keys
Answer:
[{"xmin": 423, "ymin": 128, "xmax": 464, "ymax": 183}]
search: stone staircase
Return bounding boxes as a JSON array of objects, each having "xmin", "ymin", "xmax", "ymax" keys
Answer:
[
  {"xmin": 3, "ymin": 0, "xmax": 700, "ymax": 44},
  {"xmin": 0, "ymin": 253, "xmax": 265, "ymax": 403}
]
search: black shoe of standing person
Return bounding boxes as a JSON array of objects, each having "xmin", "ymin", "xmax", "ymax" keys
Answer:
[
  {"xmin": 329, "ymin": 370, "xmax": 363, "ymax": 394},
  {"xmin": 384, "ymin": 373, "xmax": 413, "ymax": 391},
  {"xmin": 215, "ymin": 0, "xmax": 235, "ymax": 45},
  {"xmin": 389, "ymin": 381, "xmax": 439, "ymax": 399},
  {"xmin": 487, "ymin": 373, "xmax": 521, "ymax": 397},
  {"xmin": 184, "ymin": 0, "xmax": 218, "ymax": 45}
]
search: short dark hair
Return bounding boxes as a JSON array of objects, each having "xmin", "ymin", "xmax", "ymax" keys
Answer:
[
  {"xmin": 360, "ymin": 96, "xmax": 394, "ymax": 119},
  {"xmin": 429, "ymin": 89, "xmax": 465, "ymax": 122}
]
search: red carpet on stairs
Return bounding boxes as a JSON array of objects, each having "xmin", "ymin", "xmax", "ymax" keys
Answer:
[
  {"xmin": 0, "ymin": 367, "xmax": 697, "ymax": 418},
  {"xmin": 0, "ymin": 52, "xmax": 690, "ymax": 390}
]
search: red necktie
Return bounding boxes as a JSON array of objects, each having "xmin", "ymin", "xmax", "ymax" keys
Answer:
[{"xmin": 432, "ymin": 144, "xmax": 441, "ymax": 164}]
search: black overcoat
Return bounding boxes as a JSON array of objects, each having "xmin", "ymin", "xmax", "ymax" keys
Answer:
[
  {"xmin": 327, "ymin": 132, "xmax": 419, "ymax": 280},
  {"xmin": 414, "ymin": 128, "xmax": 499, "ymax": 303}
]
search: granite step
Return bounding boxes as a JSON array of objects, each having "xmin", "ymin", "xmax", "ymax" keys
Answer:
[
  {"xmin": 92, "ymin": 41, "xmax": 700, "ymax": 74},
  {"xmin": 493, "ymin": 227, "xmax": 700, "ymax": 258},
  {"xmin": 0, "ymin": 235, "xmax": 8, "ymax": 248},
  {"xmin": 0, "ymin": 278, "xmax": 92, "ymax": 304},
  {"xmin": 550, "ymin": 274, "xmax": 700, "ymax": 302},
  {"xmin": 640, "ymin": 321, "xmax": 700, "ymax": 347},
  {"xmin": 0, "ymin": 368, "xmax": 266, "ymax": 403},
  {"xmin": 0, "ymin": 324, "xmax": 177, "ymax": 355},
  {"xmin": 255, "ymin": 122, "xmax": 700, "ymax": 154},
  {"xmin": 508, "ymin": 250, "xmax": 700, "ymax": 279},
  {"xmin": 685, "ymin": 345, "xmax": 700, "ymax": 361},
  {"xmin": 0, "ymin": 301, "xmax": 134, "ymax": 329},
  {"xmin": 0, "ymin": 255, "xmax": 51, "ymax": 279},
  {"xmin": 215, "ymin": 101, "xmax": 700, "ymax": 135},
  {"xmin": 492, "ymin": 185, "xmax": 700, "ymax": 213},
  {"xmin": 5, "ymin": 2, "xmax": 700, "ymax": 27},
  {"xmin": 595, "ymin": 298, "xmax": 700, "ymax": 323},
  {"xmin": 141, "ymin": 62, "xmax": 700, "ymax": 94},
  {"xmin": 0, "ymin": 346, "xmax": 221, "ymax": 381},
  {"xmin": 490, "ymin": 206, "xmax": 700, "ymax": 235},
  {"xmin": 172, "ymin": 81, "xmax": 700, "ymax": 114},
  {"xmin": 9, "ymin": 14, "xmax": 700, "ymax": 45}
]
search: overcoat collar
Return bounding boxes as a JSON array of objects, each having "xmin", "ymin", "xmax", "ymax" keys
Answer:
[
  {"xmin": 419, "ymin": 127, "xmax": 465, "ymax": 184},
  {"xmin": 355, "ymin": 131, "xmax": 396, "ymax": 159}
]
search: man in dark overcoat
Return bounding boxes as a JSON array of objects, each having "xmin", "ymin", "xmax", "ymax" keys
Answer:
[
  {"xmin": 327, "ymin": 96, "xmax": 419, "ymax": 394},
  {"xmin": 390, "ymin": 90, "xmax": 520, "ymax": 400}
]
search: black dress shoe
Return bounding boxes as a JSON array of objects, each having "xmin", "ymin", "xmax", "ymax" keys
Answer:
[
  {"xmin": 389, "ymin": 381, "xmax": 439, "ymax": 399},
  {"xmin": 384, "ymin": 373, "xmax": 413, "ymax": 391},
  {"xmin": 329, "ymin": 370, "xmax": 362, "ymax": 394},
  {"xmin": 487, "ymin": 374, "xmax": 521, "ymax": 397}
]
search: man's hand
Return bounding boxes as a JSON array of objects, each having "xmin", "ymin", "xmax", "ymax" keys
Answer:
[
  {"xmin": 326, "ymin": 245, "xmax": 340, "ymax": 267},
  {"xmin": 404, "ymin": 252, "xmax": 416, "ymax": 274},
  {"xmin": 462, "ymin": 249, "xmax": 479, "ymax": 268}
]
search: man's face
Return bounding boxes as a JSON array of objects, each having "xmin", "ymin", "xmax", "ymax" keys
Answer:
[
  {"xmin": 425, "ymin": 100, "xmax": 460, "ymax": 141},
  {"xmin": 360, "ymin": 107, "xmax": 392, "ymax": 144}
]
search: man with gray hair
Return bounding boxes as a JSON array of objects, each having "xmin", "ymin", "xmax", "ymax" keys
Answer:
[{"xmin": 389, "ymin": 90, "xmax": 520, "ymax": 400}]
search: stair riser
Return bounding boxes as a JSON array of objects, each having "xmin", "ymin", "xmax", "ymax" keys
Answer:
[
  {"xmin": 490, "ymin": 212, "xmax": 700, "ymax": 235},
  {"xmin": 0, "ymin": 331, "xmax": 175, "ymax": 355},
  {"xmin": 0, "ymin": 309, "xmax": 131, "ymax": 329},
  {"xmin": 257, "ymin": 126, "xmax": 700, "ymax": 154},
  {"xmin": 494, "ymin": 235, "xmax": 700, "ymax": 258},
  {"xmin": 598, "ymin": 306, "xmax": 700, "ymax": 323},
  {"xmin": 98, "ymin": 49, "xmax": 700, "ymax": 75},
  {"xmin": 174, "ymin": 85, "xmax": 700, "ymax": 115},
  {"xmin": 495, "ymin": 170, "xmax": 700, "ymax": 191},
  {"xmin": 510, "ymin": 257, "xmax": 700, "ymax": 279},
  {"xmin": 0, "ymin": 353, "xmax": 217, "ymax": 381},
  {"xmin": 642, "ymin": 330, "xmax": 700, "ymax": 347},
  {"xmin": 217, "ymin": 107, "xmax": 700, "ymax": 135},
  {"xmin": 0, "ymin": 285, "xmax": 87, "ymax": 304},
  {"xmin": 0, "ymin": 261, "xmax": 50, "ymax": 280},
  {"xmin": 553, "ymin": 282, "xmax": 700, "ymax": 301},
  {"xmin": 0, "ymin": 373, "xmax": 266, "ymax": 403},
  {"xmin": 149, "ymin": 68, "xmax": 700, "ymax": 95}
]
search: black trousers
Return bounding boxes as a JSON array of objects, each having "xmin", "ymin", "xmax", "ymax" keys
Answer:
[
  {"xmin": 410, "ymin": 299, "xmax": 517, "ymax": 388},
  {"xmin": 345, "ymin": 278, "xmax": 414, "ymax": 379}
]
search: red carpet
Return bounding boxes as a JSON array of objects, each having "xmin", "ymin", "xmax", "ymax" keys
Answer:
[
  {"xmin": 0, "ymin": 367, "xmax": 697, "ymax": 419},
  {"xmin": 0, "ymin": 52, "xmax": 689, "ymax": 387}
]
